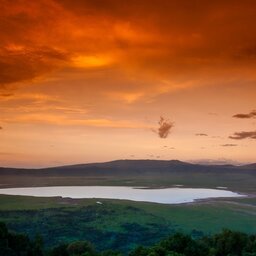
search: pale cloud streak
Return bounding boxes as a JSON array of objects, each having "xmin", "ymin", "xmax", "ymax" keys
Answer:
[{"xmin": 2, "ymin": 113, "xmax": 149, "ymax": 129}]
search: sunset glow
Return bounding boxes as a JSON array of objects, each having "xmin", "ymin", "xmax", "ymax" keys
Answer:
[{"xmin": 1, "ymin": 0, "xmax": 256, "ymax": 167}]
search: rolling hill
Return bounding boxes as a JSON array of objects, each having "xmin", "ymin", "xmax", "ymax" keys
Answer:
[{"xmin": 0, "ymin": 160, "xmax": 255, "ymax": 192}]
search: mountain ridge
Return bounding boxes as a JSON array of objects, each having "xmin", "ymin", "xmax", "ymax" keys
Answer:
[{"xmin": 0, "ymin": 159, "xmax": 255, "ymax": 176}]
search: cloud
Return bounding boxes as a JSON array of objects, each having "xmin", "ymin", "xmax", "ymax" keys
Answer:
[
  {"xmin": 233, "ymin": 110, "xmax": 256, "ymax": 119},
  {"xmin": 191, "ymin": 158, "xmax": 241, "ymax": 165},
  {"xmin": 0, "ymin": 126, "xmax": 2, "ymax": 130},
  {"xmin": 2, "ymin": 0, "xmax": 256, "ymax": 93},
  {"xmin": 2, "ymin": 113, "xmax": 149, "ymax": 129},
  {"xmin": 229, "ymin": 131, "xmax": 256, "ymax": 140},
  {"xmin": 0, "ymin": 45, "xmax": 69, "ymax": 87},
  {"xmin": 211, "ymin": 136, "xmax": 222, "ymax": 139},
  {"xmin": 221, "ymin": 144, "xmax": 237, "ymax": 147},
  {"xmin": 155, "ymin": 116, "xmax": 174, "ymax": 139},
  {"xmin": 0, "ymin": 93, "xmax": 14, "ymax": 97},
  {"xmin": 195, "ymin": 133, "xmax": 208, "ymax": 136}
]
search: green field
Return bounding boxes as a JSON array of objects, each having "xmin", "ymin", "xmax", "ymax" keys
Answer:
[{"xmin": 0, "ymin": 195, "xmax": 256, "ymax": 252}]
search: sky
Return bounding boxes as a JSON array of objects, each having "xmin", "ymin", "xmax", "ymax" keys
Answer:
[{"xmin": 0, "ymin": 0, "xmax": 256, "ymax": 168}]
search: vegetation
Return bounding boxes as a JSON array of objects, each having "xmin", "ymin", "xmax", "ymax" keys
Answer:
[
  {"xmin": 0, "ymin": 195, "xmax": 256, "ymax": 252},
  {"xmin": 1, "ymin": 161, "xmax": 255, "ymax": 254},
  {"xmin": 1, "ymin": 222, "xmax": 256, "ymax": 256}
]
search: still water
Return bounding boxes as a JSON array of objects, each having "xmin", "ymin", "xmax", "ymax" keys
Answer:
[{"xmin": 0, "ymin": 186, "xmax": 243, "ymax": 204}]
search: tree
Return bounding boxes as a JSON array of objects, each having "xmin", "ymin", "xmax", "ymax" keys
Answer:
[
  {"xmin": 67, "ymin": 241, "xmax": 96, "ymax": 256},
  {"xmin": 213, "ymin": 229, "xmax": 249, "ymax": 256},
  {"xmin": 8, "ymin": 232, "xmax": 31, "ymax": 255},
  {"xmin": 0, "ymin": 222, "xmax": 8, "ymax": 249},
  {"xmin": 49, "ymin": 243, "xmax": 69, "ymax": 256}
]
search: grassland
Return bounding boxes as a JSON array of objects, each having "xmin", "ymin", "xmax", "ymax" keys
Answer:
[{"xmin": 0, "ymin": 194, "xmax": 256, "ymax": 252}]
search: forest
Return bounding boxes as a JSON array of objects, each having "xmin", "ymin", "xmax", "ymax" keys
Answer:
[{"xmin": 1, "ymin": 222, "xmax": 256, "ymax": 256}]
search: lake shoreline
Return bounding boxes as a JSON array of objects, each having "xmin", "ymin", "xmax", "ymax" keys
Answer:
[{"xmin": 0, "ymin": 185, "xmax": 245, "ymax": 205}]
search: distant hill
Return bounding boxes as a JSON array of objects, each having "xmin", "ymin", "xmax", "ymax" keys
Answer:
[
  {"xmin": 0, "ymin": 160, "xmax": 255, "ymax": 192},
  {"xmin": 240, "ymin": 163, "xmax": 256, "ymax": 169},
  {"xmin": 0, "ymin": 159, "xmax": 255, "ymax": 177}
]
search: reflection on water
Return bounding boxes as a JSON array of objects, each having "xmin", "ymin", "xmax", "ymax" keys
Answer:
[{"xmin": 0, "ymin": 186, "xmax": 243, "ymax": 204}]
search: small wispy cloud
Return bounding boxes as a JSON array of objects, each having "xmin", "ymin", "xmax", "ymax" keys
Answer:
[
  {"xmin": 221, "ymin": 144, "xmax": 238, "ymax": 147},
  {"xmin": 233, "ymin": 110, "xmax": 256, "ymax": 119},
  {"xmin": 229, "ymin": 131, "xmax": 256, "ymax": 140},
  {"xmin": 208, "ymin": 112, "xmax": 218, "ymax": 116},
  {"xmin": 154, "ymin": 116, "xmax": 174, "ymax": 138},
  {"xmin": 195, "ymin": 133, "xmax": 208, "ymax": 136}
]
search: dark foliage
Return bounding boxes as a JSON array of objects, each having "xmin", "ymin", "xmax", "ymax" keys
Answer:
[
  {"xmin": 0, "ymin": 222, "xmax": 256, "ymax": 256},
  {"xmin": 0, "ymin": 205, "xmax": 174, "ymax": 251}
]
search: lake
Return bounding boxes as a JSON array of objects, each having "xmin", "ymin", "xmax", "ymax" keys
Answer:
[{"xmin": 0, "ymin": 186, "xmax": 244, "ymax": 204}]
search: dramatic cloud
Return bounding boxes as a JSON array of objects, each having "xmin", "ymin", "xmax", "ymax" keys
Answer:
[
  {"xmin": 229, "ymin": 131, "xmax": 256, "ymax": 140},
  {"xmin": 156, "ymin": 116, "xmax": 174, "ymax": 139},
  {"xmin": 2, "ymin": 0, "xmax": 256, "ymax": 91},
  {"xmin": 195, "ymin": 133, "xmax": 208, "ymax": 136},
  {"xmin": 0, "ymin": 45, "xmax": 69, "ymax": 87},
  {"xmin": 233, "ymin": 110, "xmax": 256, "ymax": 119},
  {"xmin": 221, "ymin": 144, "xmax": 237, "ymax": 147}
]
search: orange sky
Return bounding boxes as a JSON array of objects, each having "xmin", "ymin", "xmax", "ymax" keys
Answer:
[{"xmin": 0, "ymin": 0, "xmax": 256, "ymax": 167}]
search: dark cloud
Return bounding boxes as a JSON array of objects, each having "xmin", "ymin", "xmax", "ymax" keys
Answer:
[
  {"xmin": 233, "ymin": 110, "xmax": 256, "ymax": 119},
  {"xmin": 221, "ymin": 144, "xmax": 238, "ymax": 147},
  {"xmin": 2, "ymin": 0, "xmax": 256, "ymax": 92},
  {"xmin": 229, "ymin": 131, "xmax": 256, "ymax": 140},
  {"xmin": 155, "ymin": 116, "xmax": 174, "ymax": 139},
  {"xmin": 195, "ymin": 133, "xmax": 208, "ymax": 136},
  {"xmin": 58, "ymin": 0, "xmax": 256, "ymax": 71},
  {"xmin": 0, "ymin": 126, "xmax": 3, "ymax": 130},
  {"xmin": 0, "ymin": 46, "xmax": 69, "ymax": 87},
  {"xmin": 0, "ymin": 93, "xmax": 14, "ymax": 97}
]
